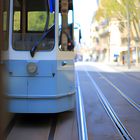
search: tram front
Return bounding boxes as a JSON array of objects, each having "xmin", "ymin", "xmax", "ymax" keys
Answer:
[{"xmin": 7, "ymin": 0, "xmax": 75, "ymax": 113}]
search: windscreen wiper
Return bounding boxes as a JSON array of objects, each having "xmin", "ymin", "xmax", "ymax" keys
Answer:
[
  {"xmin": 30, "ymin": 25, "xmax": 54, "ymax": 57},
  {"xmin": 30, "ymin": 0, "xmax": 50, "ymax": 57},
  {"xmin": 30, "ymin": 31, "xmax": 48, "ymax": 57}
]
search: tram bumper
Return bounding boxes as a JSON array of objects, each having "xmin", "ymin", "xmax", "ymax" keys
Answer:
[{"xmin": 7, "ymin": 91, "xmax": 75, "ymax": 113}]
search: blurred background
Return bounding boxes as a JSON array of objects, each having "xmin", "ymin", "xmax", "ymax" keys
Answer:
[{"xmin": 74, "ymin": 0, "xmax": 140, "ymax": 68}]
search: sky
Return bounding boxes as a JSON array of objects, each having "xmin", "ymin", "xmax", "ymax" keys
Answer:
[{"xmin": 74, "ymin": 0, "xmax": 98, "ymax": 45}]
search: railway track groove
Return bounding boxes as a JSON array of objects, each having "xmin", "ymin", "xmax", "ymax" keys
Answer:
[
  {"xmin": 76, "ymin": 72, "xmax": 88, "ymax": 140},
  {"xmin": 97, "ymin": 72, "xmax": 140, "ymax": 112},
  {"xmin": 86, "ymin": 70, "xmax": 134, "ymax": 140},
  {"xmin": 5, "ymin": 114, "xmax": 17, "ymax": 138}
]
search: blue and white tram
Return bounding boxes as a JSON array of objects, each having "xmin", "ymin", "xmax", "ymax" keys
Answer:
[{"xmin": 7, "ymin": 0, "xmax": 75, "ymax": 113}]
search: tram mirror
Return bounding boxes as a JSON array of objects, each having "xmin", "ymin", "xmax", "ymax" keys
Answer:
[
  {"xmin": 67, "ymin": 23, "xmax": 74, "ymax": 50},
  {"xmin": 79, "ymin": 29, "xmax": 82, "ymax": 43},
  {"xmin": 48, "ymin": 0, "xmax": 55, "ymax": 13}
]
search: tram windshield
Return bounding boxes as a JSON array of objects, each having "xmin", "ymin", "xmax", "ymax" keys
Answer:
[{"xmin": 12, "ymin": 0, "xmax": 55, "ymax": 51}]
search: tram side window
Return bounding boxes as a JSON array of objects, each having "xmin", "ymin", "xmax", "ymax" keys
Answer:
[
  {"xmin": 13, "ymin": 11, "xmax": 21, "ymax": 32},
  {"xmin": 59, "ymin": 9, "xmax": 74, "ymax": 51},
  {"xmin": 3, "ymin": 12, "xmax": 7, "ymax": 31},
  {"xmin": 2, "ymin": 0, "xmax": 9, "ymax": 50}
]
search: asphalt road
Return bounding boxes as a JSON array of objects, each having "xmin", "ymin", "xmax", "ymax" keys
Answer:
[{"xmin": 76, "ymin": 62, "xmax": 140, "ymax": 140}]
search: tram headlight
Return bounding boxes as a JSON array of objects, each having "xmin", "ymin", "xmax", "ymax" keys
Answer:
[{"xmin": 27, "ymin": 62, "xmax": 37, "ymax": 74}]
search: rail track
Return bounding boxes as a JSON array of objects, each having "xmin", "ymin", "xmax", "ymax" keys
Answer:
[
  {"xmin": 76, "ymin": 72, "xmax": 88, "ymax": 140},
  {"xmin": 96, "ymin": 71, "xmax": 140, "ymax": 112},
  {"xmin": 86, "ymin": 70, "xmax": 134, "ymax": 140}
]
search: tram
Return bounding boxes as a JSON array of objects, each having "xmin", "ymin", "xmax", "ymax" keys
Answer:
[{"xmin": 7, "ymin": 0, "xmax": 75, "ymax": 113}]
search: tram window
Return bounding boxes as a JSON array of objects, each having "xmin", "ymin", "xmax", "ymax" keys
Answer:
[
  {"xmin": 13, "ymin": 11, "xmax": 21, "ymax": 31},
  {"xmin": 12, "ymin": 0, "xmax": 55, "ymax": 51},
  {"xmin": 28, "ymin": 12, "xmax": 47, "ymax": 32},
  {"xmin": 3, "ymin": 12, "xmax": 7, "ymax": 31},
  {"xmin": 2, "ymin": 0, "xmax": 9, "ymax": 50},
  {"xmin": 59, "ymin": 10, "xmax": 74, "ymax": 51},
  {"xmin": 27, "ymin": 12, "xmax": 54, "ymax": 32}
]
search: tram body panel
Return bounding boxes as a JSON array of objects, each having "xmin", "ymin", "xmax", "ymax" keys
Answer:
[
  {"xmin": 8, "ymin": 54, "xmax": 75, "ymax": 113},
  {"xmin": 57, "ymin": 60, "xmax": 75, "ymax": 93}
]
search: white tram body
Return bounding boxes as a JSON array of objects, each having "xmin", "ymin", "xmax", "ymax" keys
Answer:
[{"xmin": 7, "ymin": 0, "xmax": 75, "ymax": 113}]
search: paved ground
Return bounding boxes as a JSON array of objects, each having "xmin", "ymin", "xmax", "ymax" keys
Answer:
[
  {"xmin": 75, "ymin": 62, "xmax": 140, "ymax": 80},
  {"xmin": 107, "ymin": 63, "xmax": 140, "ymax": 71},
  {"xmin": 107, "ymin": 63, "xmax": 140, "ymax": 80},
  {"xmin": 76, "ymin": 62, "xmax": 140, "ymax": 139}
]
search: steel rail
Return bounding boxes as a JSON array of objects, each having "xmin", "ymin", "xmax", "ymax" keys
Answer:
[
  {"xmin": 97, "ymin": 71, "xmax": 140, "ymax": 112},
  {"xmin": 76, "ymin": 72, "xmax": 88, "ymax": 140},
  {"xmin": 5, "ymin": 114, "xmax": 17, "ymax": 138},
  {"xmin": 86, "ymin": 70, "xmax": 134, "ymax": 140}
]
